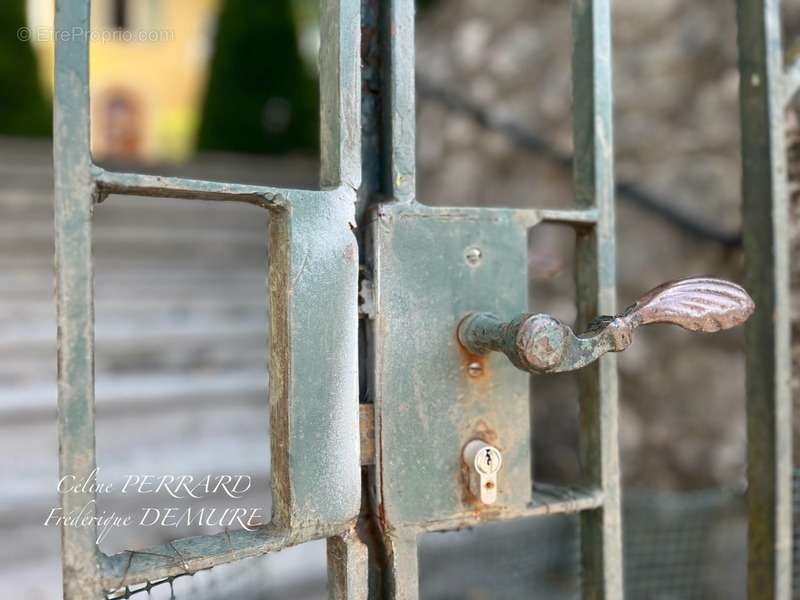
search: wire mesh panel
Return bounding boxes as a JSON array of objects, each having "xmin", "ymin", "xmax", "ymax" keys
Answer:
[
  {"xmin": 411, "ymin": 489, "xmax": 746, "ymax": 600},
  {"xmin": 85, "ymin": 480, "xmax": 795, "ymax": 599},
  {"xmin": 623, "ymin": 490, "xmax": 745, "ymax": 600}
]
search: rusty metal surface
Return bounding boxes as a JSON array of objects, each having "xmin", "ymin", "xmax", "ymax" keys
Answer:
[
  {"xmin": 267, "ymin": 187, "xmax": 361, "ymax": 531},
  {"xmin": 736, "ymin": 0, "xmax": 794, "ymax": 598},
  {"xmin": 365, "ymin": 200, "xmax": 612, "ymax": 564},
  {"xmin": 54, "ymin": 0, "xmax": 363, "ymax": 596},
  {"xmin": 53, "ymin": 1, "xmax": 102, "ymax": 598},
  {"xmin": 320, "ymin": 0, "xmax": 362, "ymax": 192},
  {"xmin": 101, "ymin": 521, "xmax": 347, "ymax": 590},
  {"xmin": 327, "ymin": 531, "xmax": 369, "ymax": 600},
  {"xmin": 384, "ymin": 0, "xmax": 416, "ymax": 204},
  {"xmin": 360, "ymin": 404, "xmax": 376, "ymax": 465},
  {"xmin": 458, "ymin": 277, "xmax": 755, "ymax": 374},
  {"xmin": 369, "ymin": 203, "xmax": 532, "ymax": 531},
  {"xmin": 358, "ymin": 2, "xmax": 627, "ymax": 598},
  {"xmin": 51, "ymin": 0, "xmax": 789, "ymax": 597},
  {"xmin": 384, "ymin": 535, "xmax": 419, "ymax": 600},
  {"xmin": 571, "ymin": 0, "xmax": 623, "ymax": 597}
]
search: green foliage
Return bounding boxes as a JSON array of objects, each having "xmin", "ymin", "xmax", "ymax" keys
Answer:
[
  {"xmin": 197, "ymin": 0, "xmax": 319, "ymax": 155},
  {"xmin": 417, "ymin": 0, "xmax": 440, "ymax": 13},
  {"xmin": 0, "ymin": 0, "xmax": 51, "ymax": 137}
]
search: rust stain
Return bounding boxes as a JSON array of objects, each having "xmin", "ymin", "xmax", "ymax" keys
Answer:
[
  {"xmin": 459, "ymin": 423, "xmax": 501, "ymax": 514},
  {"xmin": 470, "ymin": 420, "xmax": 499, "ymax": 446},
  {"xmin": 359, "ymin": 404, "xmax": 375, "ymax": 465},
  {"xmin": 377, "ymin": 498, "xmax": 388, "ymax": 534},
  {"xmin": 456, "ymin": 333, "xmax": 491, "ymax": 384}
]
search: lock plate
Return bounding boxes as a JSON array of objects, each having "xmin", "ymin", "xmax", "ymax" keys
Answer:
[{"xmin": 369, "ymin": 203, "xmax": 531, "ymax": 529}]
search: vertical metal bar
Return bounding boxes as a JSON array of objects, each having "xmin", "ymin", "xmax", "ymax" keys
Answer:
[
  {"xmin": 328, "ymin": 532, "xmax": 370, "ymax": 600},
  {"xmin": 358, "ymin": 0, "xmax": 384, "ymax": 220},
  {"xmin": 320, "ymin": 0, "xmax": 361, "ymax": 190},
  {"xmin": 54, "ymin": 1, "xmax": 102, "ymax": 598},
  {"xmin": 571, "ymin": 1, "xmax": 623, "ymax": 598},
  {"xmin": 267, "ymin": 191, "xmax": 361, "ymax": 530},
  {"xmin": 270, "ymin": 0, "xmax": 362, "ymax": 532},
  {"xmin": 385, "ymin": 0, "xmax": 416, "ymax": 203},
  {"xmin": 736, "ymin": 1, "xmax": 793, "ymax": 597},
  {"xmin": 358, "ymin": 1, "xmax": 417, "ymax": 595},
  {"xmin": 385, "ymin": 534, "xmax": 419, "ymax": 600}
]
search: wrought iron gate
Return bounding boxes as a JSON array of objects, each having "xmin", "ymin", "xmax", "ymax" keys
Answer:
[{"xmin": 53, "ymin": 0, "xmax": 791, "ymax": 598}]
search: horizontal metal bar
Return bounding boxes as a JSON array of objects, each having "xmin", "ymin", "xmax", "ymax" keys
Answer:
[
  {"xmin": 785, "ymin": 58, "xmax": 800, "ymax": 104},
  {"xmin": 100, "ymin": 520, "xmax": 351, "ymax": 590},
  {"xmin": 529, "ymin": 483, "xmax": 605, "ymax": 514},
  {"xmin": 92, "ymin": 167, "xmax": 294, "ymax": 208},
  {"xmin": 509, "ymin": 207, "xmax": 599, "ymax": 228},
  {"xmin": 417, "ymin": 484, "xmax": 604, "ymax": 533},
  {"xmin": 375, "ymin": 204, "xmax": 598, "ymax": 229},
  {"xmin": 536, "ymin": 208, "xmax": 599, "ymax": 226}
]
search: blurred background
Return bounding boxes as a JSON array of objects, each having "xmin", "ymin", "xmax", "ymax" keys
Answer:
[{"xmin": 0, "ymin": 0, "xmax": 798, "ymax": 598}]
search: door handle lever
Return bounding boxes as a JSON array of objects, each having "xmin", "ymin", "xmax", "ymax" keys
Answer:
[{"xmin": 457, "ymin": 277, "xmax": 754, "ymax": 375}]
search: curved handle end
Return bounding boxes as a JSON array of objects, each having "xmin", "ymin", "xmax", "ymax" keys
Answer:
[
  {"xmin": 621, "ymin": 277, "xmax": 755, "ymax": 332},
  {"xmin": 458, "ymin": 277, "xmax": 754, "ymax": 376}
]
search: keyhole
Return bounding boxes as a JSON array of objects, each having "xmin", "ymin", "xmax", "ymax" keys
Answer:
[{"xmin": 484, "ymin": 449, "xmax": 493, "ymax": 467}]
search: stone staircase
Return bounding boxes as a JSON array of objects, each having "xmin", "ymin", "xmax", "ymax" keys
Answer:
[{"xmin": 0, "ymin": 137, "xmax": 324, "ymax": 599}]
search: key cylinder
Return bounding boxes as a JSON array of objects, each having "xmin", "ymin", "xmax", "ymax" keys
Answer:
[{"xmin": 463, "ymin": 439, "xmax": 503, "ymax": 505}]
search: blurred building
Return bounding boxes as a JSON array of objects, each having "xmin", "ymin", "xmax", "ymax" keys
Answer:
[{"xmin": 27, "ymin": 0, "xmax": 220, "ymax": 162}]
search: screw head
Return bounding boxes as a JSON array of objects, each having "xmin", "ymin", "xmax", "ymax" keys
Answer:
[
  {"xmin": 464, "ymin": 246, "xmax": 482, "ymax": 266},
  {"xmin": 467, "ymin": 361, "xmax": 483, "ymax": 377}
]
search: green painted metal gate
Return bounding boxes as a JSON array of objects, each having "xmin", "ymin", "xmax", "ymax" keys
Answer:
[{"xmin": 53, "ymin": 0, "xmax": 791, "ymax": 598}]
